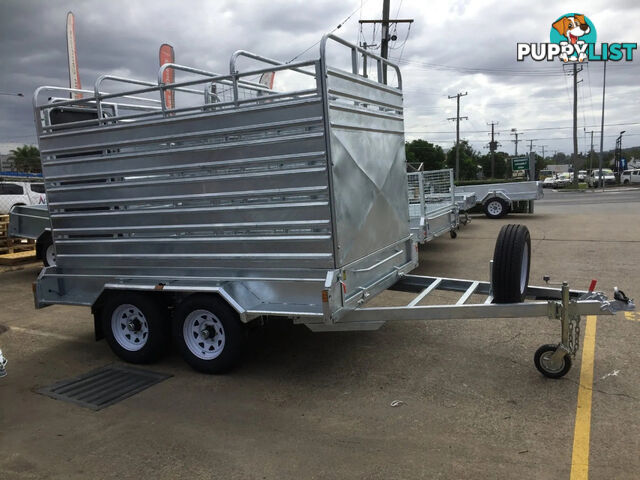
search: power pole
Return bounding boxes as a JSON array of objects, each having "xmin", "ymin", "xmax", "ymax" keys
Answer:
[
  {"xmin": 585, "ymin": 130, "xmax": 595, "ymax": 170},
  {"xmin": 380, "ymin": 0, "xmax": 390, "ymax": 83},
  {"xmin": 539, "ymin": 145, "xmax": 547, "ymax": 160},
  {"xmin": 566, "ymin": 63, "xmax": 583, "ymax": 187},
  {"xmin": 359, "ymin": 1, "xmax": 413, "ymax": 84},
  {"xmin": 510, "ymin": 129, "xmax": 522, "ymax": 156},
  {"xmin": 448, "ymin": 92, "xmax": 468, "ymax": 181},
  {"xmin": 527, "ymin": 139, "xmax": 537, "ymax": 180},
  {"xmin": 487, "ymin": 121, "xmax": 499, "ymax": 179},
  {"xmin": 598, "ymin": 61, "xmax": 607, "ymax": 190}
]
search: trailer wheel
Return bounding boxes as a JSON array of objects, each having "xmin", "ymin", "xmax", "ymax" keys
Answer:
[
  {"xmin": 492, "ymin": 224, "xmax": 531, "ymax": 303},
  {"xmin": 484, "ymin": 197, "xmax": 509, "ymax": 219},
  {"xmin": 101, "ymin": 293, "xmax": 168, "ymax": 364},
  {"xmin": 450, "ymin": 229, "xmax": 457, "ymax": 239},
  {"xmin": 37, "ymin": 233, "xmax": 56, "ymax": 267},
  {"xmin": 534, "ymin": 344, "xmax": 572, "ymax": 378},
  {"xmin": 43, "ymin": 242, "xmax": 56, "ymax": 267},
  {"xmin": 172, "ymin": 295, "xmax": 246, "ymax": 374}
]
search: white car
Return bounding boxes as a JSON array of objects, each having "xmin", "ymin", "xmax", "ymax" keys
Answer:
[
  {"xmin": 0, "ymin": 181, "xmax": 47, "ymax": 214},
  {"xmin": 577, "ymin": 170, "xmax": 587, "ymax": 181},
  {"xmin": 622, "ymin": 169, "xmax": 640, "ymax": 185},
  {"xmin": 587, "ymin": 169, "xmax": 616, "ymax": 187},
  {"xmin": 554, "ymin": 172, "xmax": 573, "ymax": 188},
  {"xmin": 542, "ymin": 176, "xmax": 556, "ymax": 188}
]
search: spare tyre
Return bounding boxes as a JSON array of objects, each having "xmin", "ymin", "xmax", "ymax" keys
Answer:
[{"xmin": 492, "ymin": 224, "xmax": 531, "ymax": 303}]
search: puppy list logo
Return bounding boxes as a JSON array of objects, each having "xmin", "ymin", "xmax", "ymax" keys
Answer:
[{"xmin": 517, "ymin": 13, "xmax": 636, "ymax": 62}]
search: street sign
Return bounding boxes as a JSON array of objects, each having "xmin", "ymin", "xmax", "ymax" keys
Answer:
[{"xmin": 512, "ymin": 156, "xmax": 529, "ymax": 171}]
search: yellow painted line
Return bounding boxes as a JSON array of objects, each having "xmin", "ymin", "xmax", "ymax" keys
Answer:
[{"xmin": 570, "ymin": 315, "xmax": 597, "ymax": 480}]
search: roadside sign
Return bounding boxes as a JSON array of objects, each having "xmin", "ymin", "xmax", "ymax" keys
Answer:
[{"xmin": 512, "ymin": 156, "xmax": 529, "ymax": 171}]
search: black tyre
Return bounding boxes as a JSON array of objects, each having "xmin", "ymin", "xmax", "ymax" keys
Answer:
[
  {"xmin": 484, "ymin": 197, "xmax": 509, "ymax": 219},
  {"xmin": 42, "ymin": 239, "xmax": 56, "ymax": 267},
  {"xmin": 450, "ymin": 229, "xmax": 457, "ymax": 239},
  {"xmin": 101, "ymin": 293, "xmax": 169, "ymax": 364},
  {"xmin": 172, "ymin": 294, "xmax": 247, "ymax": 374},
  {"xmin": 534, "ymin": 344, "xmax": 572, "ymax": 379},
  {"xmin": 492, "ymin": 224, "xmax": 531, "ymax": 303},
  {"xmin": 37, "ymin": 233, "xmax": 56, "ymax": 267}
]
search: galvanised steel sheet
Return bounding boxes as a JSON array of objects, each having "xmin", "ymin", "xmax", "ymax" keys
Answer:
[{"xmin": 325, "ymin": 68, "xmax": 409, "ymax": 266}]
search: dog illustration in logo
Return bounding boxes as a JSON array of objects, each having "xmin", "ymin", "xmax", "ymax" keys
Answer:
[{"xmin": 552, "ymin": 14, "xmax": 591, "ymax": 62}]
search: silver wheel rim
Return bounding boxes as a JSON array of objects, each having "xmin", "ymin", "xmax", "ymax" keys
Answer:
[
  {"xmin": 520, "ymin": 247, "xmax": 529, "ymax": 294},
  {"xmin": 183, "ymin": 309, "xmax": 226, "ymax": 360},
  {"xmin": 45, "ymin": 244, "xmax": 56, "ymax": 266},
  {"xmin": 540, "ymin": 351, "xmax": 565, "ymax": 374},
  {"xmin": 487, "ymin": 201, "xmax": 503, "ymax": 216},
  {"xmin": 111, "ymin": 304, "xmax": 149, "ymax": 351}
]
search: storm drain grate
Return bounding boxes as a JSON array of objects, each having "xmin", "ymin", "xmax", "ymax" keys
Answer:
[{"xmin": 37, "ymin": 364, "xmax": 172, "ymax": 410}]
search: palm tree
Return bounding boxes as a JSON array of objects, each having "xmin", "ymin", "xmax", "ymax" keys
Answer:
[{"xmin": 8, "ymin": 145, "xmax": 41, "ymax": 173}]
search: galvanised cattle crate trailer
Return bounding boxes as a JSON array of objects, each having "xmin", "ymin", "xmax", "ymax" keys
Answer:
[{"xmin": 32, "ymin": 35, "xmax": 634, "ymax": 376}]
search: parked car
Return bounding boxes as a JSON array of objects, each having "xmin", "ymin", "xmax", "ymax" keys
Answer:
[
  {"xmin": 622, "ymin": 169, "xmax": 640, "ymax": 185},
  {"xmin": 554, "ymin": 172, "xmax": 573, "ymax": 188},
  {"xmin": 577, "ymin": 170, "xmax": 587, "ymax": 181},
  {"xmin": 543, "ymin": 176, "xmax": 556, "ymax": 188},
  {"xmin": 0, "ymin": 182, "xmax": 47, "ymax": 214},
  {"xmin": 587, "ymin": 169, "xmax": 616, "ymax": 187}
]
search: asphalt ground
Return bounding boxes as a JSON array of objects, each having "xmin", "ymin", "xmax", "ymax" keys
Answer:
[{"xmin": 0, "ymin": 187, "xmax": 639, "ymax": 479}]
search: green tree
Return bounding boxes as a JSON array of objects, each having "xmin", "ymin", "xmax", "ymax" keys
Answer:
[
  {"xmin": 533, "ymin": 153, "xmax": 548, "ymax": 179},
  {"xmin": 446, "ymin": 140, "xmax": 479, "ymax": 180},
  {"xmin": 8, "ymin": 145, "xmax": 41, "ymax": 173},
  {"xmin": 479, "ymin": 151, "xmax": 509, "ymax": 179},
  {"xmin": 553, "ymin": 152, "xmax": 567, "ymax": 164},
  {"xmin": 405, "ymin": 139, "xmax": 446, "ymax": 171}
]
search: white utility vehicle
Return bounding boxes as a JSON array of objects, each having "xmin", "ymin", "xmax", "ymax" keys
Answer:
[{"xmin": 0, "ymin": 181, "xmax": 47, "ymax": 214}]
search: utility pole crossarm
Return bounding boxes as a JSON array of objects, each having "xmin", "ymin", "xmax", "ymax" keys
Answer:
[
  {"xmin": 359, "ymin": 0, "xmax": 414, "ymax": 85},
  {"xmin": 358, "ymin": 19, "xmax": 414, "ymax": 23}
]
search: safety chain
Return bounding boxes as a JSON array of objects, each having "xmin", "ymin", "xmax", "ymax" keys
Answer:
[{"xmin": 567, "ymin": 313, "xmax": 581, "ymax": 355}]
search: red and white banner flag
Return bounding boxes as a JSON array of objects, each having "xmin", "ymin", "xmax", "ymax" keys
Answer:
[
  {"xmin": 66, "ymin": 12, "xmax": 82, "ymax": 99},
  {"xmin": 159, "ymin": 43, "xmax": 175, "ymax": 110},
  {"xmin": 258, "ymin": 71, "xmax": 275, "ymax": 89}
]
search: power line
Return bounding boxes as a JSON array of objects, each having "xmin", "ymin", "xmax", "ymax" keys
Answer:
[
  {"xmin": 404, "ymin": 133, "xmax": 640, "ymax": 144},
  {"xmin": 405, "ymin": 121, "xmax": 640, "ymax": 135},
  {"xmin": 288, "ymin": 0, "xmax": 372, "ymax": 63},
  {"xmin": 398, "ymin": 58, "xmax": 640, "ymax": 75}
]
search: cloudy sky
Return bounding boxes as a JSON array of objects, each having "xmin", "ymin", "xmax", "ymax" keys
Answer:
[{"xmin": 0, "ymin": 0, "xmax": 638, "ymax": 157}]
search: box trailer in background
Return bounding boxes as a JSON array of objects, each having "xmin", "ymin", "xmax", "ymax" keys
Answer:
[
  {"xmin": 456, "ymin": 181, "xmax": 543, "ymax": 219},
  {"xmin": 8, "ymin": 204, "xmax": 55, "ymax": 266},
  {"xmin": 407, "ymin": 169, "xmax": 459, "ymax": 243}
]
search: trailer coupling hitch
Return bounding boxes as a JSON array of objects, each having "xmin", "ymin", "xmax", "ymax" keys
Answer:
[
  {"xmin": 579, "ymin": 288, "xmax": 636, "ymax": 314},
  {"xmin": 544, "ymin": 275, "xmax": 635, "ymax": 314}
]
